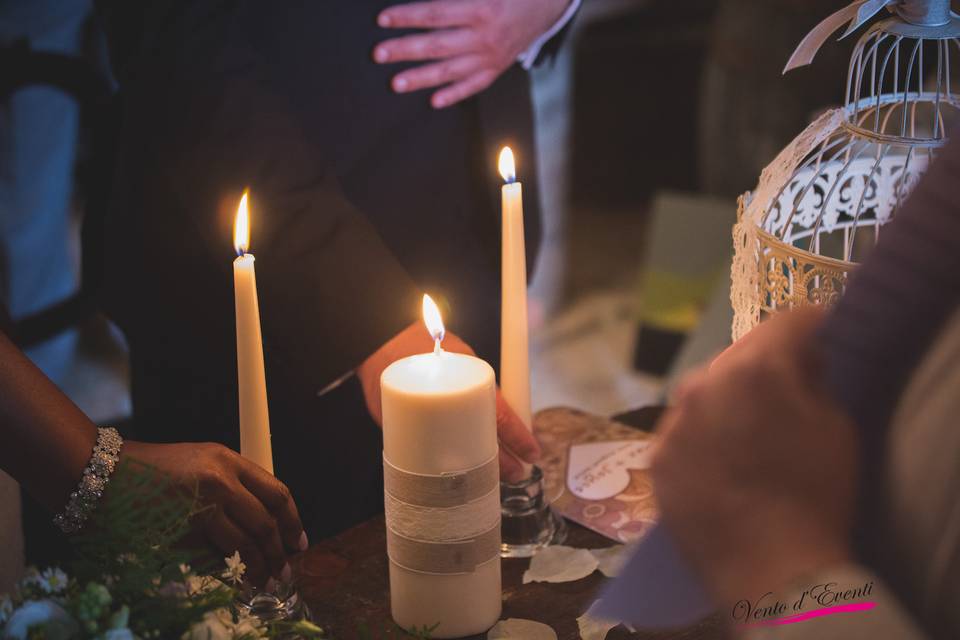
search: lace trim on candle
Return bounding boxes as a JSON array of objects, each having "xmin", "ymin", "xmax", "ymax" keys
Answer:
[
  {"xmin": 386, "ymin": 524, "xmax": 500, "ymax": 574},
  {"xmin": 385, "ymin": 486, "xmax": 500, "ymax": 542},
  {"xmin": 383, "ymin": 454, "xmax": 499, "ymax": 508}
]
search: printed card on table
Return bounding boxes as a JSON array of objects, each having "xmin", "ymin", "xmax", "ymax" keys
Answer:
[{"xmin": 535, "ymin": 408, "xmax": 658, "ymax": 543}]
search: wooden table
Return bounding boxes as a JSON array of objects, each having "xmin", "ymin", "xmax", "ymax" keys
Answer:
[{"xmin": 292, "ymin": 407, "xmax": 729, "ymax": 640}]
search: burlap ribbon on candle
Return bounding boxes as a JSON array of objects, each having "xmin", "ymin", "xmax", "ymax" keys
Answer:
[
  {"xmin": 383, "ymin": 454, "xmax": 499, "ymax": 508},
  {"xmin": 384, "ymin": 454, "xmax": 501, "ymax": 574}
]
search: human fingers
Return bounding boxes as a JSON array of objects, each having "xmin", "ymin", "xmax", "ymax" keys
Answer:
[
  {"xmin": 377, "ymin": 0, "xmax": 488, "ymax": 29},
  {"xmin": 431, "ymin": 68, "xmax": 497, "ymax": 108},
  {"xmin": 222, "ymin": 485, "xmax": 289, "ymax": 581},
  {"xmin": 495, "ymin": 391, "xmax": 540, "ymax": 463},
  {"xmin": 238, "ymin": 460, "xmax": 307, "ymax": 553},
  {"xmin": 374, "ymin": 28, "xmax": 479, "ymax": 64},
  {"xmin": 499, "ymin": 446, "xmax": 525, "ymax": 483},
  {"xmin": 202, "ymin": 510, "xmax": 270, "ymax": 587},
  {"xmin": 390, "ymin": 54, "xmax": 484, "ymax": 93}
]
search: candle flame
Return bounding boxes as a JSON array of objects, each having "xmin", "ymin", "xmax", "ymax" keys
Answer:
[
  {"xmin": 422, "ymin": 294, "xmax": 445, "ymax": 346},
  {"xmin": 498, "ymin": 146, "xmax": 516, "ymax": 183},
  {"xmin": 233, "ymin": 189, "xmax": 251, "ymax": 255}
]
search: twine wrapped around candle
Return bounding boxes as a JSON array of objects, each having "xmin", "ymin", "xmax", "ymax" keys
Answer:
[{"xmin": 384, "ymin": 455, "xmax": 501, "ymax": 574}]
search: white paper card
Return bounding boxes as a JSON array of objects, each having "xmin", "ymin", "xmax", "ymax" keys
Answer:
[{"xmin": 567, "ymin": 440, "xmax": 653, "ymax": 501}]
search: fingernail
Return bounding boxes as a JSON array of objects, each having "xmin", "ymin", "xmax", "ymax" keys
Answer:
[
  {"xmin": 393, "ymin": 76, "xmax": 408, "ymax": 92},
  {"xmin": 378, "ymin": 13, "xmax": 392, "ymax": 27},
  {"xmin": 374, "ymin": 47, "xmax": 389, "ymax": 63},
  {"xmin": 265, "ymin": 577, "xmax": 278, "ymax": 593},
  {"xmin": 298, "ymin": 531, "xmax": 309, "ymax": 552},
  {"xmin": 281, "ymin": 563, "xmax": 292, "ymax": 583}
]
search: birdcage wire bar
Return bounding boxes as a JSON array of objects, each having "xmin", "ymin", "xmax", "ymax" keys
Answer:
[{"xmin": 732, "ymin": 9, "xmax": 960, "ymax": 338}]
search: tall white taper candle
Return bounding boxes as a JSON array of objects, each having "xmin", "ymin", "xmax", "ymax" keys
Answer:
[
  {"xmin": 233, "ymin": 190, "xmax": 274, "ymax": 474},
  {"xmin": 499, "ymin": 147, "xmax": 533, "ymax": 477}
]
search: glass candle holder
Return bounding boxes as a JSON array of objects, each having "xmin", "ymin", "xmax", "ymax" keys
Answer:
[{"xmin": 499, "ymin": 465, "xmax": 567, "ymax": 558}]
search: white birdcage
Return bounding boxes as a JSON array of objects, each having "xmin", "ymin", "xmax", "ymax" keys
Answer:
[{"xmin": 731, "ymin": 0, "xmax": 960, "ymax": 340}]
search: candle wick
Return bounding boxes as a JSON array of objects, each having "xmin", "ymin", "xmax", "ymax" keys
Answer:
[{"xmin": 433, "ymin": 338, "xmax": 442, "ymax": 355}]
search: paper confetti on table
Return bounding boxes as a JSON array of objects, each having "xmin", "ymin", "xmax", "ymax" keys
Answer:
[
  {"xmin": 488, "ymin": 618, "xmax": 558, "ymax": 639},
  {"xmin": 589, "ymin": 545, "xmax": 630, "ymax": 578},
  {"xmin": 522, "ymin": 545, "xmax": 599, "ymax": 584},
  {"xmin": 577, "ymin": 600, "xmax": 635, "ymax": 640}
]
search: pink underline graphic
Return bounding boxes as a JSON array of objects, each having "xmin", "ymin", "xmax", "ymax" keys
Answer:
[{"xmin": 741, "ymin": 601, "xmax": 877, "ymax": 628}]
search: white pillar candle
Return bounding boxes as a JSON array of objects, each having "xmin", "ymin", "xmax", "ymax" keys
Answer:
[
  {"xmin": 233, "ymin": 190, "xmax": 274, "ymax": 474},
  {"xmin": 381, "ymin": 295, "xmax": 501, "ymax": 638},
  {"xmin": 499, "ymin": 147, "xmax": 534, "ymax": 479}
]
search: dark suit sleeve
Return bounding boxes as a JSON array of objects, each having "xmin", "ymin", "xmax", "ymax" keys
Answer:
[
  {"xmin": 0, "ymin": 302, "xmax": 10, "ymax": 336},
  {"xmin": 109, "ymin": 4, "xmax": 421, "ymax": 393},
  {"xmin": 526, "ymin": 0, "xmax": 581, "ymax": 68}
]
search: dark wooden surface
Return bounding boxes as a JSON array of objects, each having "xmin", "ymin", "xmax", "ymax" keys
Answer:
[
  {"xmin": 293, "ymin": 517, "xmax": 726, "ymax": 640},
  {"xmin": 292, "ymin": 406, "xmax": 728, "ymax": 639}
]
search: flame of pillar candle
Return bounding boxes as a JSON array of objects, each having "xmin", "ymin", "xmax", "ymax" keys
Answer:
[
  {"xmin": 498, "ymin": 146, "xmax": 516, "ymax": 184},
  {"xmin": 422, "ymin": 294, "xmax": 445, "ymax": 353},
  {"xmin": 233, "ymin": 189, "xmax": 251, "ymax": 256}
]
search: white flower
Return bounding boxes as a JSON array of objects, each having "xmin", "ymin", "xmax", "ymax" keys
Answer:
[
  {"xmin": 182, "ymin": 608, "xmax": 265, "ymax": 640},
  {"xmin": 19, "ymin": 568, "xmax": 43, "ymax": 590},
  {"xmin": 221, "ymin": 551, "xmax": 246, "ymax": 586},
  {"xmin": 185, "ymin": 574, "xmax": 224, "ymax": 596},
  {"xmin": 3, "ymin": 600, "xmax": 79, "ymax": 640},
  {"xmin": 40, "ymin": 568, "xmax": 69, "ymax": 594}
]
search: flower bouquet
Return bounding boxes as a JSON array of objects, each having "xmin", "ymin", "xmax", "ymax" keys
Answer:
[{"xmin": 0, "ymin": 461, "xmax": 325, "ymax": 640}]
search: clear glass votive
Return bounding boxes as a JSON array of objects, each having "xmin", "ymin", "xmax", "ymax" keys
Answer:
[
  {"xmin": 236, "ymin": 578, "xmax": 310, "ymax": 634},
  {"xmin": 500, "ymin": 465, "xmax": 567, "ymax": 558}
]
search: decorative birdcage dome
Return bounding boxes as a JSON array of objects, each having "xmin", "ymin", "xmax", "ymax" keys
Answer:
[{"xmin": 731, "ymin": 0, "xmax": 960, "ymax": 340}]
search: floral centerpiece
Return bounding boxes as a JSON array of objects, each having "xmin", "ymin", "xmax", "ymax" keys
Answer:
[{"xmin": 0, "ymin": 461, "xmax": 325, "ymax": 640}]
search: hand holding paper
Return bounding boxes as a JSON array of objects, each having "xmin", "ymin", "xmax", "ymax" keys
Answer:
[{"xmin": 601, "ymin": 309, "xmax": 859, "ymax": 626}]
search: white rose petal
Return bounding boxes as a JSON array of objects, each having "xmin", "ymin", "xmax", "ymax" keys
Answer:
[
  {"xmin": 576, "ymin": 600, "xmax": 630, "ymax": 640},
  {"xmin": 589, "ymin": 546, "xmax": 630, "ymax": 578},
  {"xmin": 522, "ymin": 546, "xmax": 599, "ymax": 584},
  {"xmin": 487, "ymin": 618, "xmax": 557, "ymax": 639}
]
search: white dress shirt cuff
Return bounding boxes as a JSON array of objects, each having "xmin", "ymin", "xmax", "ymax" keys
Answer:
[{"xmin": 517, "ymin": 0, "xmax": 581, "ymax": 70}]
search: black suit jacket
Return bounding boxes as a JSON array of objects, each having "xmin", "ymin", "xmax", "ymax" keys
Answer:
[{"xmin": 99, "ymin": 1, "xmax": 547, "ymax": 536}]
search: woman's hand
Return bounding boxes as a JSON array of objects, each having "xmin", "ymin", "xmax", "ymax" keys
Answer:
[
  {"xmin": 121, "ymin": 441, "xmax": 307, "ymax": 587},
  {"xmin": 651, "ymin": 308, "xmax": 859, "ymax": 607},
  {"xmin": 373, "ymin": 0, "xmax": 572, "ymax": 108},
  {"xmin": 357, "ymin": 320, "xmax": 541, "ymax": 482}
]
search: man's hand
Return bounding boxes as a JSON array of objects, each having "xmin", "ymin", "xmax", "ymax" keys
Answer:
[
  {"xmin": 651, "ymin": 308, "xmax": 859, "ymax": 608},
  {"xmin": 121, "ymin": 441, "xmax": 307, "ymax": 587},
  {"xmin": 374, "ymin": 0, "xmax": 572, "ymax": 108},
  {"xmin": 357, "ymin": 321, "xmax": 541, "ymax": 482}
]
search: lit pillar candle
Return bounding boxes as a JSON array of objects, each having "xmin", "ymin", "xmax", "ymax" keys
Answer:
[
  {"xmin": 499, "ymin": 148, "xmax": 533, "ymax": 473},
  {"xmin": 381, "ymin": 295, "xmax": 501, "ymax": 638},
  {"xmin": 233, "ymin": 190, "xmax": 274, "ymax": 474}
]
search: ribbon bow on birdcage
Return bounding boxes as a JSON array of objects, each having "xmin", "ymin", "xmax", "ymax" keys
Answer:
[{"xmin": 784, "ymin": 0, "xmax": 957, "ymax": 72}]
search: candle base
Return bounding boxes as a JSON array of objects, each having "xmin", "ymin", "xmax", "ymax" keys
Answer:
[
  {"xmin": 499, "ymin": 465, "xmax": 568, "ymax": 558},
  {"xmin": 236, "ymin": 579, "xmax": 311, "ymax": 636}
]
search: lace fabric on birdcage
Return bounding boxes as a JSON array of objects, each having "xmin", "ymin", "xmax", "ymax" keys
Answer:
[{"xmin": 731, "ymin": 109, "xmax": 845, "ymax": 340}]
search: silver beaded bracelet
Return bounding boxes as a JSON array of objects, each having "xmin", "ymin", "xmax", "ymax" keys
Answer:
[{"xmin": 53, "ymin": 427, "xmax": 123, "ymax": 534}]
